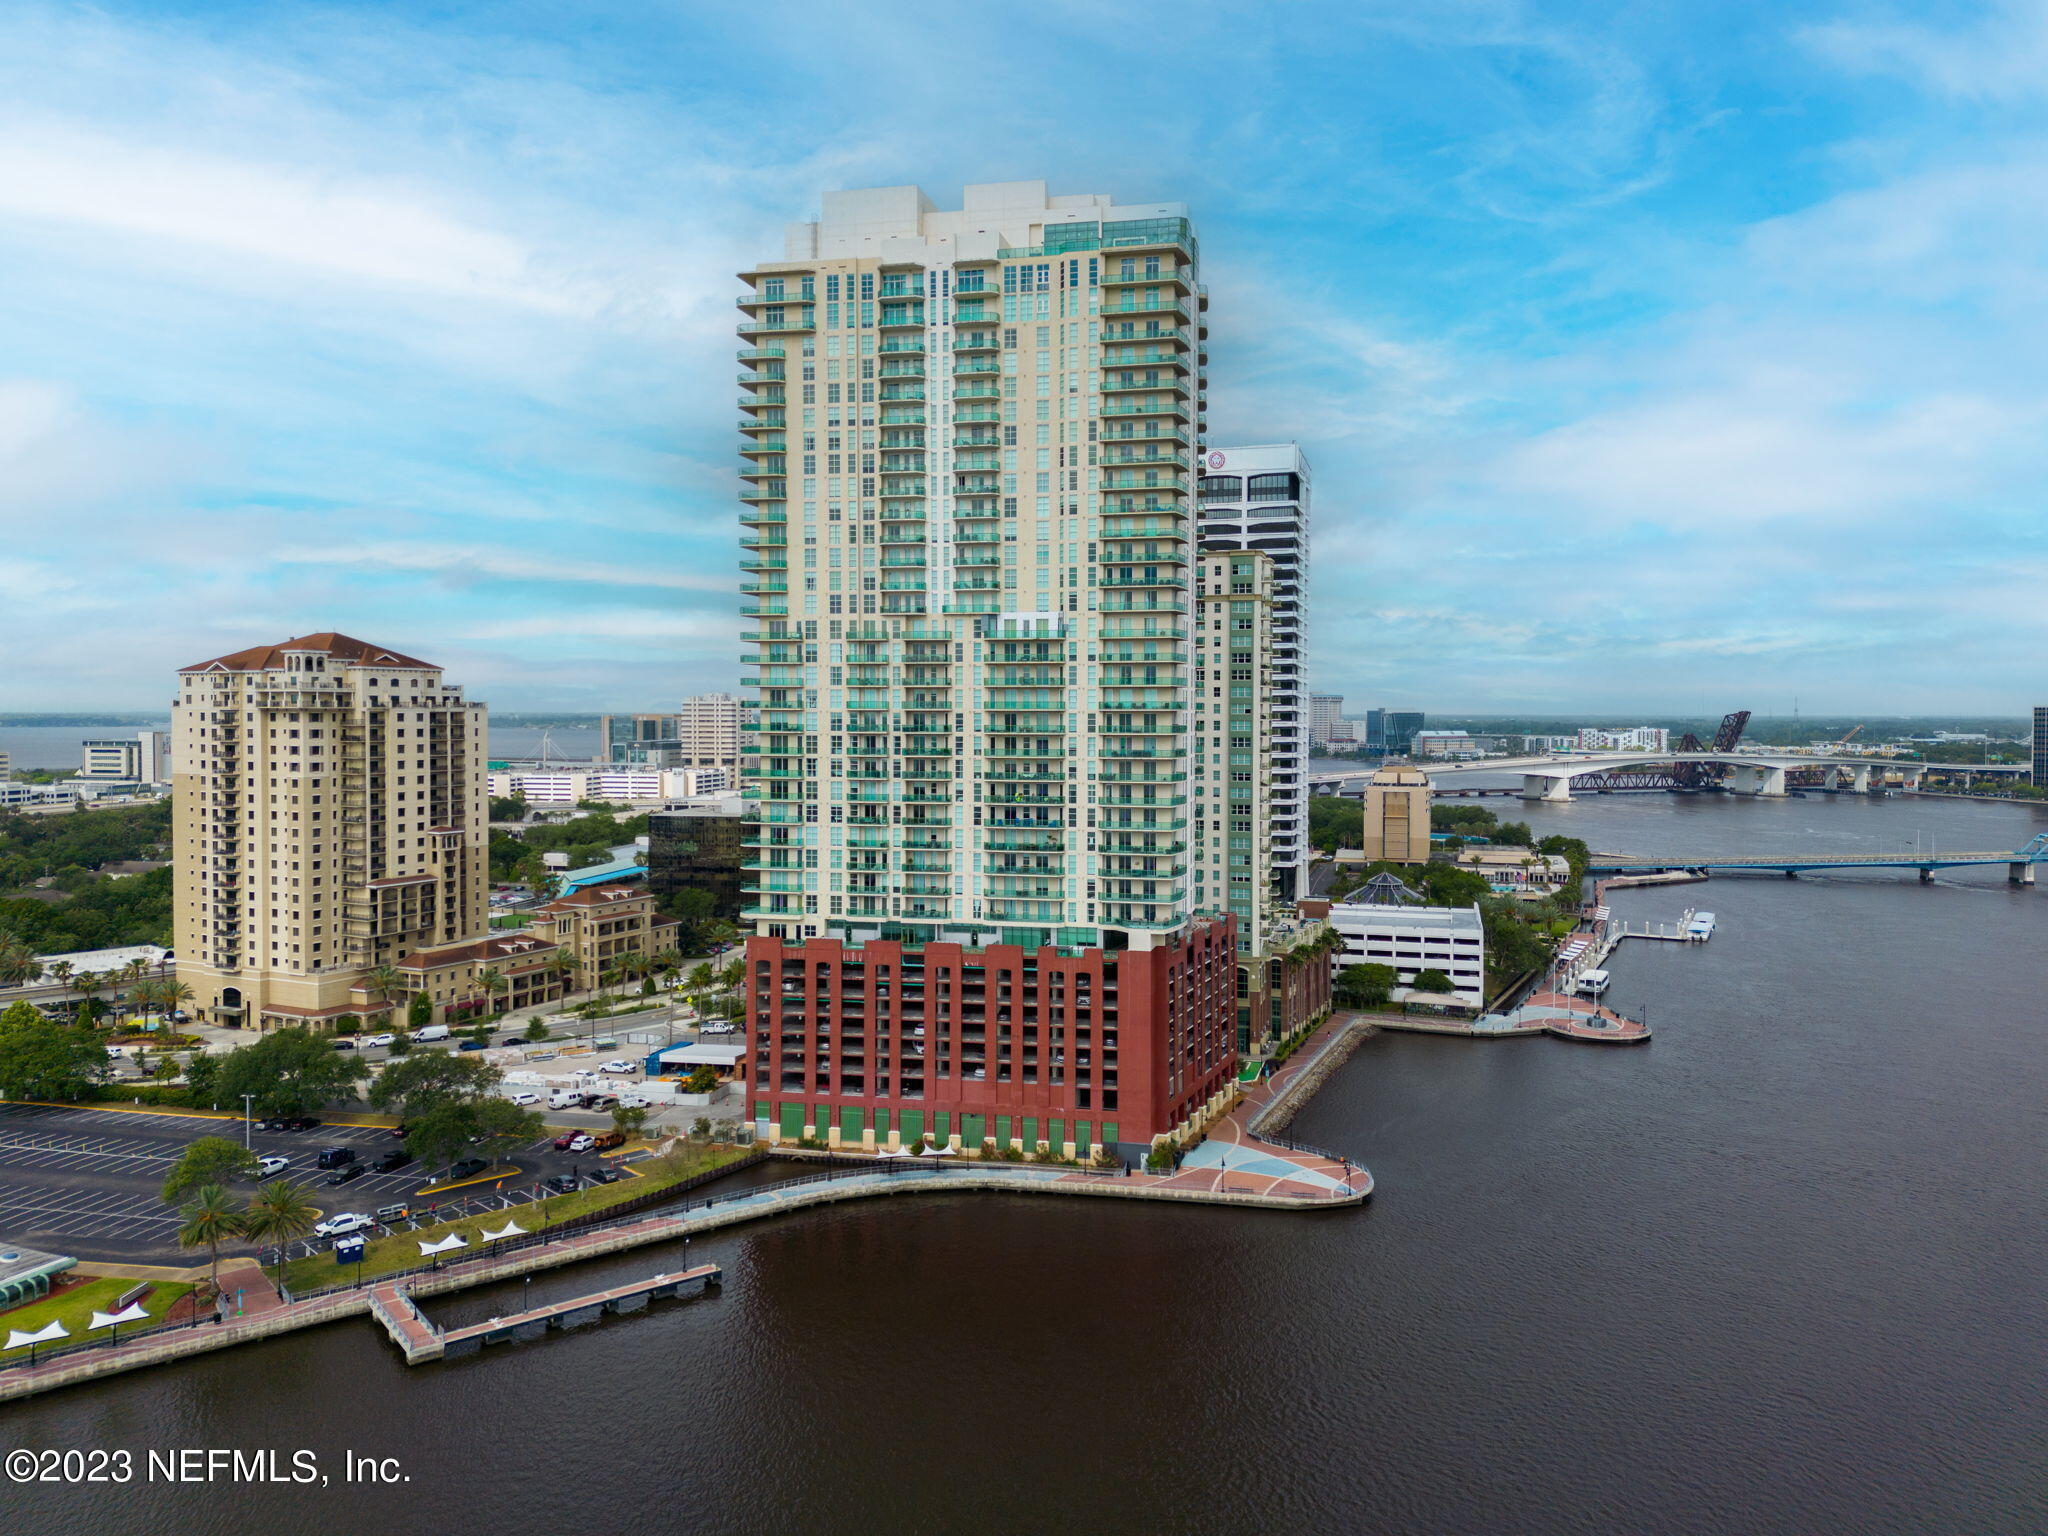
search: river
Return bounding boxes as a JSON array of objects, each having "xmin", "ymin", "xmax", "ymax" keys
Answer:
[{"xmin": 5, "ymin": 790, "xmax": 2045, "ymax": 1534}]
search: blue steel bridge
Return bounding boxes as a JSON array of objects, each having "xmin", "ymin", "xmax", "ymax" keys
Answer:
[{"xmin": 1588, "ymin": 832, "xmax": 2048, "ymax": 884}]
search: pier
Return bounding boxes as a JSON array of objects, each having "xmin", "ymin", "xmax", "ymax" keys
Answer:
[{"xmin": 369, "ymin": 1264, "xmax": 721, "ymax": 1364}]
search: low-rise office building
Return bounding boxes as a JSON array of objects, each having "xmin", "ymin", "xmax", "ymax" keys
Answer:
[
  {"xmin": 489, "ymin": 764, "xmax": 732, "ymax": 806},
  {"xmin": 1454, "ymin": 848, "xmax": 1573, "ymax": 893},
  {"xmin": 395, "ymin": 931, "xmax": 568, "ymax": 1022},
  {"xmin": 1327, "ymin": 901, "xmax": 1487, "ymax": 1008},
  {"xmin": 648, "ymin": 794, "xmax": 747, "ymax": 919}
]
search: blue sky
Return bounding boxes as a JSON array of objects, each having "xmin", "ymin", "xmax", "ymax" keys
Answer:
[{"xmin": 1, "ymin": 0, "xmax": 2043, "ymax": 713}]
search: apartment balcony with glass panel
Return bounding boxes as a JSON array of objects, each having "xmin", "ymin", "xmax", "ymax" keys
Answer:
[
  {"xmin": 953, "ymin": 379, "xmax": 1000, "ymax": 401},
  {"xmin": 1101, "ymin": 262, "xmax": 1194, "ymax": 290}
]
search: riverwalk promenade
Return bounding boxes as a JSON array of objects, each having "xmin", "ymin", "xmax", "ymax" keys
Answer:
[{"xmin": 0, "ymin": 1013, "xmax": 1377, "ymax": 1401}]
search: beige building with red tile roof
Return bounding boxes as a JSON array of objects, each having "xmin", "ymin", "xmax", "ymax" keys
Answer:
[
  {"xmin": 395, "ymin": 931, "xmax": 568, "ymax": 1024},
  {"xmin": 527, "ymin": 883, "xmax": 682, "ymax": 990},
  {"xmin": 171, "ymin": 632, "xmax": 489, "ymax": 1032}
]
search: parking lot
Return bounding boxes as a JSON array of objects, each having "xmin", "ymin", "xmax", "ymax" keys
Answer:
[{"xmin": 0, "ymin": 1103, "xmax": 606, "ymax": 1266}]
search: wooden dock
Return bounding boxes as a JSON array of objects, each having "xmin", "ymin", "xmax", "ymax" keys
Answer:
[{"xmin": 369, "ymin": 1263, "xmax": 721, "ymax": 1364}]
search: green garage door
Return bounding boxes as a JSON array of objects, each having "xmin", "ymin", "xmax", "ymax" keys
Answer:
[
  {"xmin": 961, "ymin": 1113, "xmax": 986, "ymax": 1146},
  {"xmin": 840, "ymin": 1106, "xmax": 864, "ymax": 1140},
  {"xmin": 1073, "ymin": 1120, "xmax": 1092, "ymax": 1152},
  {"xmin": 779, "ymin": 1103, "xmax": 803, "ymax": 1139},
  {"xmin": 899, "ymin": 1110, "xmax": 923, "ymax": 1142},
  {"xmin": 1022, "ymin": 1117, "xmax": 1038, "ymax": 1151},
  {"xmin": 994, "ymin": 1115, "xmax": 1011, "ymax": 1148},
  {"xmin": 1048, "ymin": 1118, "xmax": 1065, "ymax": 1151}
]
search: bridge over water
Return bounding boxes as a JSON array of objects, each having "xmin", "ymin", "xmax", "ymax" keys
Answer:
[
  {"xmin": 1586, "ymin": 833, "xmax": 2048, "ymax": 884},
  {"xmin": 1310, "ymin": 752, "xmax": 2029, "ymax": 803}
]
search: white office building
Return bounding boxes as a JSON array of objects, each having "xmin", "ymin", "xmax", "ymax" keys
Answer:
[
  {"xmin": 1327, "ymin": 901, "xmax": 1487, "ymax": 1007},
  {"xmin": 1576, "ymin": 726, "xmax": 1669, "ymax": 752}
]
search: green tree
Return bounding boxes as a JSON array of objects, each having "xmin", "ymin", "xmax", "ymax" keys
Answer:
[
  {"xmin": 365, "ymin": 964, "xmax": 406, "ymax": 1024},
  {"xmin": 682, "ymin": 1064, "xmax": 719, "ymax": 1094},
  {"xmin": 610, "ymin": 1103, "xmax": 651, "ymax": 1139},
  {"xmin": 211, "ymin": 1028, "xmax": 367, "ymax": 1118},
  {"xmin": 176, "ymin": 1185, "xmax": 245, "ymax": 1299},
  {"xmin": 0, "ymin": 999, "xmax": 40, "ymax": 1031},
  {"xmin": 523, "ymin": 1017, "xmax": 551, "ymax": 1043},
  {"xmin": 1335, "ymin": 963, "xmax": 1398, "ymax": 1009},
  {"xmin": 243, "ymin": 1180, "xmax": 321, "ymax": 1291},
  {"xmin": 367, "ymin": 1048, "xmax": 502, "ymax": 1120},
  {"xmin": 475, "ymin": 966, "xmax": 510, "ymax": 1016},
  {"xmin": 1307, "ymin": 795, "xmax": 1365, "ymax": 854},
  {"xmin": 0, "ymin": 936, "xmax": 41, "ymax": 987},
  {"xmin": 0, "ymin": 1015, "xmax": 108, "ymax": 1101},
  {"xmin": 470, "ymin": 1098, "xmax": 544, "ymax": 1167},
  {"xmin": 1411, "ymin": 968, "xmax": 1455, "ymax": 995},
  {"xmin": 406, "ymin": 1096, "xmax": 541, "ymax": 1173},
  {"xmin": 161, "ymin": 1135, "xmax": 260, "ymax": 1203},
  {"xmin": 407, "ymin": 991, "xmax": 433, "ymax": 1030},
  {"xmin": 183, "ymin": 1050, "xmax": 221, "ymax": 1104}
]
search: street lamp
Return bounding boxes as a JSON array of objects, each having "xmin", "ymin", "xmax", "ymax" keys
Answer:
[{"xmin": 242, "ymin": 1093, "xmax": 255, "ymax": 1150}]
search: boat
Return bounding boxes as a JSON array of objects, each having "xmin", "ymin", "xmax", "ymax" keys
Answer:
[
  {"xmin": 1574, "ymin": 968, "xmax": 1611, "ymax": 997},
  {"xmin": 1685, "ymin": 911, "xmax": 1717, "ymax": 941}
]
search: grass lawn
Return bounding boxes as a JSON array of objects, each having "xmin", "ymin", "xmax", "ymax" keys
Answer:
[
  {"xmin": 0, "ymin": 1276, "xmax": 195, "ymax": 1358},
  {"xmin": 281, "ymin": 1142, "xmax": 750, "ymax": 1292}
]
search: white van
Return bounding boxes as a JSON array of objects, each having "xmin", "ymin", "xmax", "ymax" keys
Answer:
[
  {"xmin": 548, "ymin": 1090, "xmax": 582, "ymax": 1110},
  {"xmin": 415, "ymin": 1024, "xmax": 451, "ymax": 1042}
]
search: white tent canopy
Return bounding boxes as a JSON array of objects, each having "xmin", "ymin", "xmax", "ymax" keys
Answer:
[
  {"xmin": 480, "ymin": 1222, "xmax": 527, "ymax": 1242},
  {"xmin": 6, "ymin": 1319, "xmax": 69, "ymax": 1349},
  {"xmin": 89, "ymin": 1303, "xmax": 149, "ymax": 1330},
  {"xmin": 418, "ymin": 1233, "xmax": 468, "ymax": 1256}
]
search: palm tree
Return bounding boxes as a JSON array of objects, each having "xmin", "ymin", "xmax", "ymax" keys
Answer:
[
  {"xmin": 543, "ymin": 952, "xmax": 576, "ymax": 1005},
  {"xmin": 68, "ymin": 969, "xmax": 105, "ymax": 1026},
  {"xmin": 45, "ymin": 960, "xmax": 73, "ymax": 996},
  {"xmin": 158, "ymin": 981, "xmax": 193, "ymax": 1030},
  {"xmin": 0, "ymin": 936, "xmax": 40, "ymax": 988},
  {"xmin": 685, "ymin": 962, "xmax": 715, "ymax": 1017},
  {"xmin": 476, "ymin": 966, "xmax": 509, "ymax": 1017},
  {"xmin": 715, "ymin": 960, "xmax": 744, "ymax": 1020},
  {"xmin": 176, "ymin": 1185, "xmax": 246, "ymax": 1302},
  {"xmin": 243, "ymin": 1180, "xmax": 322, "ymax": 1294},
  {"xmin": 366, "ymin": 964, "xmax": 406, "ymax": 1025}
]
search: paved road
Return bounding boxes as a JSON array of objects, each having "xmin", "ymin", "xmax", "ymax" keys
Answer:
[{"xmin": 0, "ymin": 1103, "xmax": 597, "ymax": 1266}]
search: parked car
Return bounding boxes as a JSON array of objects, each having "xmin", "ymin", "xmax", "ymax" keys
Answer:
[
  {"xmin": 257, "ymin": 1117, "xmax": 287, "ymax": 1132},
  {"xmin": 374, "ymin": 1203, "xmax": 410, "ymax": 1224},
  {"xmin": 588, "ymin": 1167, "xmax": 624, "ymax": 1185},
  {"xmin": 361, "ymin": 1032, "xmax": 397, "ymax": 1049},
  {"xmin": 316, "ymin": 1146, "xmax": 356, "ymax": 1169},
  {"xmin": 375, "ymin": 1149, "xmax": 415, "ymax": 1172},
  {"xmin": 588, "ymin": 1130, "xmax": 626, "ymax": 1152},
  {"xmin": 325, "ymin": 1163, "xmax": 366, "ymax": 1186},
  {"xmin": 446, "ymin": 1158, "xmax": 488, "ymax": 1180},
  {"xmin": 283, "ymin": 1116, "xmax": 320, "ymax": 1132},
  {"xmin": 458, "ymin": 1038, "xmax": 488, "ymax": 1051},
  {"xmin": 700, "ymin": 1022, "xmax": 737, "ymax": 1036},
  {"xmin": 506, "ymin": 1091, "xmax": 540, "ymax": 1107},
  {"xmin": 548, "ymin": 1091, "xmax": 581, "ymax": 1111},
  {"xmin": 415, "ymin": 1024, "xmax": 450, "ymax": 1042},
  {"xmin": 552, "ymin": 1130, "xmax": 593, "ymax": 1152},
  {"xmin": 581, "ymin": 1094, "xmax": 618, "ymax": 1112},
  {"xmin": 542, "ymin": 1173, "xmax": 580, "ymax": 1195},
  {"xmin": 255, "ymin": 1155, "xmax": 291, "ymax": 1179},
  {"xmin": 391, "ymin": 1122, "xmax": 413, "ymax": 1140},
  {"xmin": 600, "ymin": 1059, "xmax": 637, "ymax": 1075},
  {"xmin": 313, "ymin": 1212, "xmax": 373, "ymax": 1239},
  {"xmin": 331, "ymin": 1036, "xmax": 357, "ymax": 1050}
]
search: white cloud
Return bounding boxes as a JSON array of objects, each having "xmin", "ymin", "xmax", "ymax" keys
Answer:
[
  {"xmin": 271, "ymin": 543, "xmax": 736, "ymax": 593},
  {"xmin": 461, "ymin": 611, "xmax": 737, "ymax": 642},
  {"xmin": 1803, "ymin": 1, "xmax": 2048, "ymax": 103}
]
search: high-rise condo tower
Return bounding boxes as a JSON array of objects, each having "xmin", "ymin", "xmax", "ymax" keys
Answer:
[{"xmin": 737, "ymin": 182, "xmax": 1238, "ymax": 1162}]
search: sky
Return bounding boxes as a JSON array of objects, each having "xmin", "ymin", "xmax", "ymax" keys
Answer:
[{"xmin": 1, "ymin": 0, "xmax": 2043, "ymax": 715}]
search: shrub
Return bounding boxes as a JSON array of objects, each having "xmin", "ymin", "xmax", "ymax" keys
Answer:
[{"xmin": 408, "ymin": 992, "xmax": 432, "ymax": 1029}]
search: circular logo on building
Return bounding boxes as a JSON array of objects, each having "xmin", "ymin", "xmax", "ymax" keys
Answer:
[{"xmin": 1206, "ymin": 451, "xmax": 1225, "ymax": 470}]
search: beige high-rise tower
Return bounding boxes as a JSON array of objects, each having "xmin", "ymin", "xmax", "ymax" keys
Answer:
[{"xmin": 172, "ymin": 633, "xmax": 488, "ymax": 1032}]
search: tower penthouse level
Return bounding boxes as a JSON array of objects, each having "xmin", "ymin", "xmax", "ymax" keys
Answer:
[{"xmin": 737, "ymin": 181, "xmax": 1238, "ymax": 1162}]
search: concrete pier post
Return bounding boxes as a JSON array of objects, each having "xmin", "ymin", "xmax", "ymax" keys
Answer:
[
  {"xmin": 1523, "ymin": 773, "xmax": 1571, "ymax": 802},
  {"xmin": 2011, "ymin": 861, "xmax": 2034, "ymax": 886}
]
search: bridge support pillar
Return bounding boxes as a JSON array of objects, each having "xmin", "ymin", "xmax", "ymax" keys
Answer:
[
  {"xmin": 1523, "ymin": 774, "xmax": 1571, "ymax": 802},
  {"xmin": 1728, "ymin": 765, "xmax": 1788, "ymax": 797},
  {"xmin": 1850, "ymin": 765, "xmax": 1873, "ymax": 794},
  {"xmin": 1902, "ymin": 770, "xmax": 1925, "ymax": 792},
  {"xmin": 1919, "ymin": 867, "xmax": 1933, "ymax": 884},
  {"xmin": 2011, "ymin": 861, "xmax": 2035, "ymax": 886}
]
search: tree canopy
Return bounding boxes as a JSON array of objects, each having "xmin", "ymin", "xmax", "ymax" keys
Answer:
[
  {"xmin": 162, "ymin": 1136, "xmax": 259, "ymax": 1203},
  {"xmin": 211, "ymin": 1028, "xmax": 366, "ymax": 1117},
  {"xmin": 368, "ymin": 1048, "xmax": 502, "ymax": 1120},
  {"xmin": 0, "ymin": 1011, "xmax": 108, "ymax": 1101}
]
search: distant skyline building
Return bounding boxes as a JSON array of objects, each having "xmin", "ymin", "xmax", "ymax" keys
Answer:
[
  {"xmin": 172, "ymin": 632, "xmax": 488, "ymax": 1032},
  {"xmin": 2034, "ymin": 706, "xmax": 2047, "ymax": 786},
  {"xmin": 1309, "ymin": 693, "xmax": 1345, "ymax": 746},
  {"xmin": 78, "ymin": 730, "xmax": 170, "ymax": 783},
  {"xmin": 1383, "ymin": 711, "xmax": 1425, "ymax": 756},
  {"xmin": 735, "ymin": 180, "xmax": 1240, "ymax": 1162},
  {"xmin": 1577, "ymin": 726, "xmax": 1670, "ymax": 752},
  {"xmin": 602, "ymin": 692, "xmax": 742, "ymax": 769}
]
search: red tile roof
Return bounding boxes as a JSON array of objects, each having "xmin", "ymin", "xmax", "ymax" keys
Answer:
[
  {"xmin": 396, "ymin": 933, "xmax": 563, "ymax": 971},
  {"xmin": 541, "ymin": 883, "xmax": 652, "ymax": 911},
  {"xmin": 180, "ymin": 632, "xmax": 437, "ymax": 674}
]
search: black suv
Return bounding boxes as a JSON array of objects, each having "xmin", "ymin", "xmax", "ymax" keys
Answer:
[
  {"xmin": 542, "ymin": 1172, "xmax": 580, "ymax": 1195},
  {"xmin": 325, "ymin": 1163, "xmax": 366, "ymax": 1186},
  {"xmin": 375, "ymin": 1149, "xmax": 415, "ymax": 1173},
  {"xmin": 447, "ymin": 1158, "xmax": 489, "ymax": 1180},
  {"xmin": 316, "ymin": 1146, "xmax": 356, "ymax": 1170}
]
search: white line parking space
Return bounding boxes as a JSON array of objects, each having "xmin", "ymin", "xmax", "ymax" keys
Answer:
[{"xmin": 0, "ymin": 1182, "xmax": 185, "ymax": 1240}]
